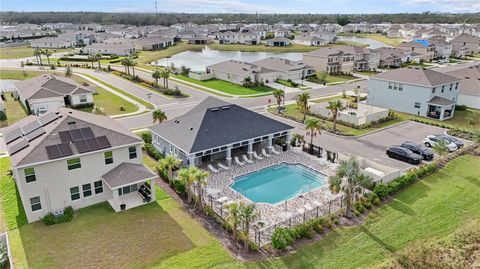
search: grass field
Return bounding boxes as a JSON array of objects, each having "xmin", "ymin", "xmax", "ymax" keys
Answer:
[
  {"xmin": 75, "ymin": 86, "xmax": 138, "ymax": 115},
  {"xmin": 0, "ymin": 46, "xmax": 73, "ymax": 60},
  {"xmin": 396, "ymin": 108, "xmax": 480, "ymax": 133},
  {"xmin": 0, "ymin": 158, "xmax": 28, "ymax": 231},
  {"xmin": 3, "ymin": 154, "xmax": 478, "ymax": 268},
  {"xmin": 176, "ymin": 75, "xmax": 275, "ymax": 96},
  {"xmin": 337, "ymin": 33, "xmax": 403, "ymax": 47},
  {"xmin": 0, "ymin": 93, "xmax": 29, "ymax": 128},
  {"xmin": 0, "ymin": 70, "xmax": 48, "ymax": 80}
]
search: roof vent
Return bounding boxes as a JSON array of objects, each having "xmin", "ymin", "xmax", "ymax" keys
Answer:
[
  {"xmin": 174, "ymin": 119, "xmax": 180, "ymax": 123},
  {"xmin": 189, "ymin": 127, "xmax": 193, "ymax": 131},
  {"xmin": 67, "ymin": 121, "xmax": 76, "ymax": 125},
  {"xmin": 465, "ymin": 76, "xmax": 470, "ymax": 79},
  {"xmin": 221, "ymin": 106, "xmax": 230, "ymax": 110},
  {"xmin": 210, "ymin": 108, "xmax": 220, "ymax": 112}
]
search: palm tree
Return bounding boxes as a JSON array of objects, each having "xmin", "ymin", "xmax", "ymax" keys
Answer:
[
  {"xmin": 129, "ymin": 57, "xmax": 137, "ymax": 77},
  {"xmin": 193, "ymin": 168, "xmax": 209, "ymax": 210},
  {"xmin": 121, "ymin": 58, "xmax": 130, "ymax": 74},
  {"xmin": 224, "ymin": 202, "xmax": 241, "ymax": 240},
  {"xmin": 432, "ymin": 140, "xmax": 449, "ymax": 159},
  {"xmin": 295, "ymin": 92, "xmax": 310, "ymax": 123},
  {"xmin": 152, "ymin": 109, "xmax": 167, "ymax": 124},
  {"xmin": 65, "ymin": 66, "xmax": 72, "ymax": 78},
  {"xmin": 152, "ymin": 69, "xmax": 162, "ymax": 86},
  {"xmin": 95, "ymin": 52, "xmax": 103, "ymax": 69},
  {"xmin": 158, "ymin": 155, "xmax": 181, "ymax": 183},
  {"xmin": 161, "ymin": 69, "xmax": 170, "ymax": 89},
  {"xmin": 34, "ymin": 48, "xmax": 43, "ymax": 66},
  {"xmin": 177, "ymin": 167, "xmax": 209, "ymax": 206},
  {"xmin": 239, "ymin": 202, "xmax": 257, "ymax": 252},
  {"xmin": 305, "ymin": 118, "xmax": 322, "ymax": 153},
  {"xmin": 43, "ymin": 49, "xmax": 52, "ymax": 65},
  {"xmin": 291, "ymin": 133, "xmax": 305, "ymax": 147},
  {"xmin": 326, "ymin": 100, "xmax": 346, "ymax": 132},
  {"xmin": 329, "ymin": 156, "xmax": 373, "ymax": 218},
  {"xmin": 272, "ymin": 89, "xmax": 284, "ymax": 112},
  {"xmin": 87, "ymin": 54, "xmax": 96, "ymax": 68}
]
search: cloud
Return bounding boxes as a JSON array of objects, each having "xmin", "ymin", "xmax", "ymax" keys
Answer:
[
  {"xmin": 404, "ymin": 0, "xmax": 480, "ymax": 12},
  {"xmin": 161, "ymin": 0, "xmax": 295, "ymax": 13}
]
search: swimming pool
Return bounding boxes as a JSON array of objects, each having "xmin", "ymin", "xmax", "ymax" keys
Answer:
[{"xmin": 230, "ymin": 163, "xmax": 326, "ymax": 204}]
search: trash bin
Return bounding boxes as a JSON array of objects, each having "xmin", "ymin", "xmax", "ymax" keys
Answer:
[
  {"xmin": 282, "ymin": 144, "xmax": 288, "ymax": 151},
  {"xmin": 120, "ymin": 204, "xmax": 126, "ymax": 211}
]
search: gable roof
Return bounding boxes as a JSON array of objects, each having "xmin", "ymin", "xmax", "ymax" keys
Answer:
[
  {"xmin": 446, "ymin": 65, "xmax": 480, "ymax": 97},
  {"xmin": 3, "ymin": 108, "xmax": 141, "ymax": 168},
  {"xmin": 14, "ymin": 75, "xmax": 93, "ymax": 101},
  {"xmin": 253, "ymin": 57, "xmax": 312, "ymax": 73},
  {"xmin": 206, "ymin": 60, "xmax": 259, "ymax": 76},
  {"xmin": 372, "ymin": 68, "xmax": 460, "ymax": 87},
  {"xmin": 102, "ymin": 162, "xmax": 157, "ymax": 189},
  {"xmin": 148, "ymin": 97, "xmax": 293, "ymax": 153}
]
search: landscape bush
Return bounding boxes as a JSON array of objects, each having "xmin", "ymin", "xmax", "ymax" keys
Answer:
[
  {"xmin": 140, "ymin": 131, "xmax": 152, "ymax": 144},
  {"xmin": 143, "ymin": 143, "xmax": 163, "ymax": 160},
  {"xmin": 42, "ymin": 206, "xmax": 74, "ymax": 225},
  {"xmin": 172, "ymin": 178, "xmax": 186, "ymax": 194},
  {"xmin": 271, "ymin": 227, "xmax": 294, "ymax": 249},
  {"xmin": 291, "ymin": 223, "xmax": 314, "ymax": 239},
  {"xmin": 0, "ymin": 242, "xmax": 8, "ymax": 269}
]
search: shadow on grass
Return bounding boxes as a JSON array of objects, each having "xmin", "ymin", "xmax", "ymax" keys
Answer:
[
  {"xmin": 360, "ymin": 226, "xmax": 396, "ymax": 253},
  {"xmin": 17, "ymin": 201, "xmax": 194, "ymax": 269},
  {"xmin": 389, "ymin": 199, "xmax": 416, "ymax": 216}
]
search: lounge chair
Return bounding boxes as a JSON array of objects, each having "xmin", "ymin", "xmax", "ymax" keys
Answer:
[
  {"xmin": 234, "ymin": 156, "xmax": 245, "ymax": 166},
  {"xmin": 216, "ymin": 196, "xmax": 229, "ymax": 203},
  {"xmin": 217, "ymin": 163, "xmax": 230, "ymax": 170},
  {"xmin": 271, "ymin": 147, "xmax": 281, "ymax": 154},
  {"xmin": 207, "ymin": 164, "xmax": 219, "ymax": 173},
  {"xmin": 261, "ymin": 148, "xmax": 271, "ymax": 157},
  {"xmin": 253, "ymin": 151, "xmax": 263, "ymax": 160},
  {"xmin": 243, "ymin": 155, "xmax": 253, "ymax": 164}
]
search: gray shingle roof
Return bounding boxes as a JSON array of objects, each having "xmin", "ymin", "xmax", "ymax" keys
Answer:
[
  {"xmin": 428, "ymin": 96, "xmax": 456, "ymax": 106},
  {"xmin": 102, "ymin": 162, "xmax": 157, "ymax": 189},
  {"xmin": 148, "ymin": 97, "xmax": 294, "ymax": 153},
  {"xmin": 446, "ymin": 65, "xmax": 480, "ymax": 97},
  {"xmin": 372, "ymin": 68, "xmax": 460, "ymax": 87},
  {"xmin": 14, "ymin": 75, "xmax": 93, "ymax": 100}
]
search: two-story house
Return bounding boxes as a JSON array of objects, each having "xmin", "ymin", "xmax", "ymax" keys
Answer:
[
  {"xmin": 302, "ymin": 45, "xmax": 379, "ymax": 74},
  {"xmin": 398, "ymin": 39, "xmax": 436, "ymax": 62},
  {"xmin": 3, "ymin": 108, "xmax": 157, "ymax": 223},
  {"xmin": 217, "ymin": 31, "xmax": 261, "ymax": 45},
  {"xmin": 367, "ymin": 68, "xmax": 461, "ymax": 121}
]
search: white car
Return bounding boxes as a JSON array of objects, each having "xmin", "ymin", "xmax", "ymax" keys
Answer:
[{"xmin": 423, "ymin": 135, "xmax": 458, "ymax": 152}]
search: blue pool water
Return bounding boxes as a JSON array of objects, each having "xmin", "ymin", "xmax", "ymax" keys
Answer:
[{"xmin": 230, "ymin": 163, "xmax": 326, "ymax": 204}]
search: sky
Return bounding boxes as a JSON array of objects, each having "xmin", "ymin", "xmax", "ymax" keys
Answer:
[{"xmin": 1, "ymin": 0, "xmax": 479, "ymax": 14}]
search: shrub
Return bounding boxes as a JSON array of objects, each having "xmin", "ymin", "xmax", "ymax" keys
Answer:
[
  {"xmin": 354, "ymin": 202, "xmax": 366, "ymax": 214},
  {"xmin": 0, "ymin": 111, "xmax": 6, "ymax": 121},
  {"xmin": 172, "ymin": 178, "xmax": 186, "ymax": 194},
  {"xmin": 373, "ymin": 183, "xmax": 390, "ymax": 199},
  {"xmin": 271, "ymin": 227, "xmax": 294, "ymax": 249},
  {"xmin": 287, "ymin": 79, "xmax": 292, "ymax": 82},
  {"xmin": 119, "ymin": 106, "xmax": 125, "ymax": 111},
  {"xmin": 309, "ymin": 218, "xmax": 324, "ymax": 233},
  {"xmin": 144, "ymin": 143, "xmax": 163, "ymax": 160},
  {"xmin": 455, "ymin": 104, "xmax": 467, "ymax": 111},
  {"xmin": 292, "ymin": 223, "xmax": 314, "ymax": 239},
  {"xmin": 0, "ymin": 242, "xmax": 8, "ymax": 269},
  {"xmin": 42, "ymin": 213, "xmax": 56, "ymax": 225},
  {"xmin": 140, "ymin": 132, "xmax": 152, "ymax": 144},
  {"xmin": 42, "ymin": 206, "xmax": 74, "ymax": 225}
]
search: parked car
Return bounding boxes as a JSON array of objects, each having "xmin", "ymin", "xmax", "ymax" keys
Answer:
[
  {"xmin": 401, "ymin": 142, "xmax": 434, "ymax": 161},
  {"xmin": 386, "ymin": 146, "xmax": 422, "ymax": 164},
  {"xmin": 423, "ymin": 135, "xmax": 458, "ymax": 152},
  {"xmin": 437, "ymin": 134, "xmax": 464, "ymax": 148}
]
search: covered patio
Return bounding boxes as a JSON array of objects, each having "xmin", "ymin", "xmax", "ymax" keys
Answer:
[
  {"xmin": 102, "ymin": 162, "xmax": 158, "ymax": 212},
  {"xmin": 427, "ymin": 96, "xmax": 456, "ymax": 121}
]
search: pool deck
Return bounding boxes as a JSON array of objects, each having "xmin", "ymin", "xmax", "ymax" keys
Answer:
[{"xmin": 204, "ymin": 148, "xmax": 342, "ymax": 244}]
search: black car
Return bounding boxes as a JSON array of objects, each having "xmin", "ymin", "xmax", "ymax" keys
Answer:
[
  {"xmin": 401, "ymin": 142, "xmax": 434, "ymax": 161},
  {"xmin": 386, "ymin": 146, "xmax": 422, "ymax": 164},
  {"xmin": 438, "ymin": 134, "xmax": 464, "ymax": 148}
]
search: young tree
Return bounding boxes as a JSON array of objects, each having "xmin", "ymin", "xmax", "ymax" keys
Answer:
[
  {"xmin": 152, "ymin": 69, "xmax": 162, "ymax": 86},
  {"xmin": 318, "ymin": 71, "xmax": 328, "ymax": 84},
  {"xmin": 239, "ymin": 202, "xmax": 258, "ymax": 252},
  {"xmin": 295, "ymin": 92, "xmax": 310, "ymax": 122},
  {"xmin": 152, "ymin": 109, "xmax": 167, "ymax": 124},
  {"xmin": 65, "ymin": 66, "xmax": 73, "ymax": 77},
  {"xmin": 121, "ymin": 58, "xmax": 130, "ymax": 74},
  {"xmin": 130, "ymin": 57, "xmax": 137, "ymax": 77},
  {"xmin": 193, "ymin": 169, "xmax": 209, "ymax": 210},
  {"xmin": 224, "ymin": 202, "xmax": 241, "ymax": 240},
  {"xmin": 329, "ymin": 156, "xmax": 373, "ymax": 218},
  {"xmin": 160, "ymin": 69, "xmax": 170, "ymax": 89},
  {"xmin": 177, "ymin": 167, "xmax": 209, "ymax": 206},
  {"xmin": 432, "ymin": 139, "xmax": 449, "ymax": 159},
  {"xmin": 157, "ymin": 155, "xmax": 181, "ymax": 183},
  {"xmin": 305, "ymin": 118, "xmax": 322, "ymax": 153},
  {"xmin": 326, "ymin": 100, "xmax": 346, "ymax": 132},
  {"xmin": 272, "ymin": 89, "xmax": 284, "ymax": 112},
  {"xmin": 43, "ymin": 49, "xmax": 52, "ymax": 65},
  {"xmin": 87, "ymin": 54, "xmax": 95, "ymax": 68},
  {"xmin": 34, "ymin": 48, "xmax": 43, "ymax": 66},
  {"xmin": 95, "ymin": 52, "xmax": 103, "ymax": 69}
]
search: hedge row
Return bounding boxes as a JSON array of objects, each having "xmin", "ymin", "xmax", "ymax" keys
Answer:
[
  {"xmin": 42, "ymin": 206, "xmax": 74, "ymax": 225},
  {"xmin": 373, "ymin": 162, "xmax": 438, "ymax": 199}
]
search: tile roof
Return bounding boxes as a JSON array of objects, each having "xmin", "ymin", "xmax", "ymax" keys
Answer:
[
  {"xmin": 148, "ymin": 97, "xmax": 294, "ymax": 154},
  {"xmin": 102, "ymin": 162, "xmax": 157, "ymax": 189}
]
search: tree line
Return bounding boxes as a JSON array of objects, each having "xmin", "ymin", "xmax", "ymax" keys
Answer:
[{"xmin": 1, "ymin": 11, "xmax": 480, "ymax": 26}]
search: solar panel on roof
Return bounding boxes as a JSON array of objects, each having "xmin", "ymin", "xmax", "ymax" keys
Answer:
[
  {"xmin": 59, "ymin": 131, "xmax": 73, "ymax": 143},
  {"xmin": 86, "ymin": 137, "xmax": 100, "ymax": 151},
  {"xmin": 58, "ymin": 143, "xmax": 73, "ymax": 157},
  {"xmin": 4, "ymin": 128, "xmax": 23, "ymax": 144},
  {"xmin": 97, "ymin": 136, "xmax": 111, "ymax": 149},
  {"xmin": 7, "ymin": 138, "xmax": 29, "ymax": 155},
  {"xmin": 80, "ymin": 127, "xmax": 94, "ymax": 139},
  {"xmin": 21, "ymin": 120, "xmax": 41, "ymax": 135},
  {"xmin": 38, "ymin": 112, "xmax": 57, "ymax": 126},
  {"xmin": 70, "ymin": 129, "xmax": 83, "ymax": 141},
  {"xmin": 25, "ymin": 127, "xmax": 46, "ymax": 142},
  {"xmin": 74, "ymin": 140, "xmax": 90, "ymax": 153},
  {"xmin": 46, "ymin": 144, "xmax": 61, "ymax": 159}
]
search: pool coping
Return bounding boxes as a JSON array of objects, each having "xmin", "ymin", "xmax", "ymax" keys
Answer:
[{"xmin": 228, "ymin": 161, "xmax": 329, "ymax": 206}]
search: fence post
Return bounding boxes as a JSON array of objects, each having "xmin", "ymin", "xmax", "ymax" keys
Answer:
[
  {"xmin": 328, "ymin": 201, "xmax": 331, "ymax": 213},
  {"xmin": 316, "ymin": 206, "xmax": 319, "ymax": 218}
]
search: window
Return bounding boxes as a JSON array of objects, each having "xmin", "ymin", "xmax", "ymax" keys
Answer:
[
  {"xmin": 94, "ymin": 181, "xmax": 103, "ymax": 194},
  {"xmin": 82, "ymin": 183, "xmax": 92, "ymax": 197},
  {"xmin": 432, "ymin": 87, "xmax": 436, "ymax": 93},
  {"xmin": 67, "ymin": 158, "xmax": 81, "ymax": 170},
  {"xmin": 79, "ymin": 95, "xmax": 87, "ymax": 103},
  {"xmin": 30, "ymin": 196, "xmax": 41, "ymax": 211},
  {"xmin": 24, "ymin": 167, "xmax": 36, "ymax": 183},
  {"xmin": 388, "ymin": 82, "xmax": 393, "ymax": 89},
  {"xmin": 442, "ymin": 85, "xmax": 445, "ymax": 93},
  {"xmin": 118, "ymin": 184, "xmax": 138, "ymax": 196},
  {"xmin": 129, "ymin": 146, "xmax": 137, "ymax": 159},
  {"xmin": 398, "ymin": 84, "xmax": 403, "ymax": 91},
  {"xmin": 414, "ymin": 102, "xmax": 421, "ymax": 108},
  {"xmin": 70, "ymin": 186, "xmax": 80, "ymax": 201},
  {"xmin": 449, "ymin": 84, "xmax": 452, "ymax": 91},
  {"xmin": 455, "ymin": 82, "xmax": 459, "ymax": 89},
  {"xmin": 393, "ymin": 83, "xmax": 398, "ymax": 90},
  {"xmin": 104, "ymin": 151, "xmax": 113, "ymax": 165}
]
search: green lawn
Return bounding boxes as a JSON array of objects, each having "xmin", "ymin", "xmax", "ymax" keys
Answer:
[
  {"xmin": 176, "ymin": 76, "xmax": 275, "ymax": 96},
  {"xmin": 82, "ymin": 74, "xmax": 154, "ymax": 109},
  {"xmin": 354, "ymin": 70, "xmax": 379, "ymax": 76},
  {"xmin": 0, "ymin": 158, "xmax": 28, "ymax": 231},
  {"xmin": 0, "ymin": 70, "xmax": 48, "ymax": 80},
  {"xmin": 276, "ymin": 79, "xmax": 301, "ymax": 88},
  {"xmin": 337, "ymin": 33, "xmax": 403, "ymax": 47},
  {"xmin": 0, "ymin": 46, "xmax": 73, "ymax": 60},
  {"xmin": 75, "ymin": 87, "xmax": 138, "ymax": 115},
  {"xmin": 307, "ymin": 72, "xmax": 360, "ymax": 85},
  {"xmin": 0, "ymin": 93, "xmax": 29, "ymax": 128}
]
